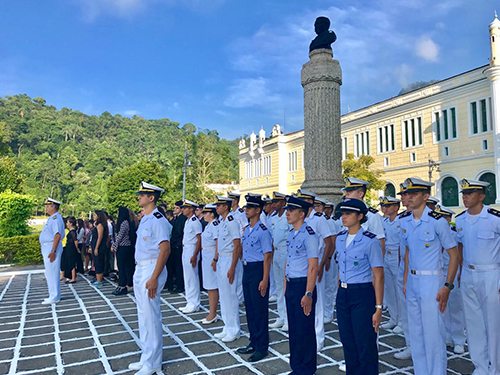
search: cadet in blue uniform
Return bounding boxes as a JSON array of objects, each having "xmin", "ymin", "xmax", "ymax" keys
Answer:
[
  {"xmin": 237, "ymin": 194, "xmax": 273, "ymax": 362},
  {"xmin": 401, "ymin": 177, "xmax": 458, "ymax": 375},
  {"xmin": 455, "ymin": 179, "xmax": 500, "ymax": 375},
  {"xmin": 128, "ymin": 182, "xmax": 172, "ymax": 375},
  {"xmin": 336, "ymin": 198, "xmax": 384, "ymax": 374},
  {"xmin": 284, "ymin": 195, "xmax": 319, "ymax": 375},
  {"xmin": 39, "ymin": 198, "xmax": 65, "ymax": 304}
]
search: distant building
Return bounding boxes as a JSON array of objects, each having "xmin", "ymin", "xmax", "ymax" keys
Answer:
[{"xmin": 238, "ymin": 15, "xmax": 500, "ymax": 208}]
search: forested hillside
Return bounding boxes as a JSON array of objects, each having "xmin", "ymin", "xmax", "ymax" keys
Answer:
[{"xmin": 0, "ymin": 95, "xmax": 239, "ymax": 215}]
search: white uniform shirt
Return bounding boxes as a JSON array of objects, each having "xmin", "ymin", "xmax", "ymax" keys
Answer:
[
  {"xmin": 135, "ymin": 208, "xmax": 172, "ymax": 262},
  {"xmin": 183, "ymin": 215, "xmax": 202, "ymax": 246},
  {"xmin": 201, "ymin": 220, "xmax": 219, "ymax": 252},
  {"xmin": 269, "ymin": 211, "xmax": 290, "ymax": 248},
  {"xmin": 383, "ymin": 216, "xmax": 400, "ymax": 250},
  {"xmin": 305, "ymin": 210, "xmax": 334, "ymax": 257},
  {"xmin": 363, "ymin": 206, "xmax": 385, "ymax": 239},
  {"xmin": 217, "ymin": 214, "xmax": 241, "ymax": 255},
  {"xmin": 39, "ymin": 212, "xmax": 65, "ymax": 246},
  {"xmin": 231, "ymin": 208, "xmax": 247, "ymax": 235}
]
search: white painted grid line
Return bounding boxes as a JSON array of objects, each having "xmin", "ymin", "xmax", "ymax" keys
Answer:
[
  {"xmin": 50, "ymin": 303, "xmax": 64, "ymax": 375},
  {"xmin": 0, "ymin": 275, "xmax": 14, "ymax": 302}
]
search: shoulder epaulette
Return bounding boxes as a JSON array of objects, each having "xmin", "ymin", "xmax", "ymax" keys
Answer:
[
  {"xmin": 338, "ymin": 229, "xmax": 348, "ymax": 236},
  {"xmin": 271, "ymin": 211, "xmax": 278, "ymax": 216},
  {"xmin": 488, "ymin": 208, "xmax": 500, "ymax": 218},
  {"xmin": 227, "ymin": 215, "xmax": 234, "ymax": 221},
  {"xmin": 238, "ymin": 207, "xmax": 244, "ymax": 213},
  {"xmin": 368, "ymin": 207, "xmax": 379, "ymax": 214},
  {"xmin": 428, "ymin": 210, "xmax": 443, "ymax": 220},
  {"xmin": 153, "ymin": 212, "xmax": 164, "ymax": 219},
  {"xmin": 259, "ymin": 223, "xmax": 268, "ymax": 230},
  {"xmin": 314, "ymin": 212, "xmax": 322, "ymax": 217},
  {"xmin": 52, "ymin": 216, "xmax": 58, "ymax": 220},
  {"xmin": 363, "ymin": 231, "xmax": 376, "ymax": 239},
  {"xmin": 191, "ymin": 216, "xmax": 197, "ymax": 221},
  {"xmin": 398, "ymin": 210, "xmax": 411, "ymax": 218},
  {"xmin": 455, "ymin": 210, "xmax": 466, "ymax": 218},
  {"xmin": 450, "ymin": 225, "xmax": 457, "ymax": 232},
  {"xmin": 213, "ymin": 220, "xmax": 219, "ymax": 226},
  {"xmin": 306, "ymin": 226, "xmax": 316, "ymax": 235}
]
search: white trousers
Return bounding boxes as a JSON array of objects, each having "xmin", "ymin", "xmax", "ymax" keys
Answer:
[
  {"xmin": 406, "ymin": 274, "xmax": 446, "ymax": 375},
  {"xmin": 315, "ymin": 270, "xmax": 326, "ymax": 349},
  {"xmin": 41, "ymin": 245, "xmax": 62, "ymax": 301},
  {"xmin": 461, "ymin": 267, "xmax": 500, "ymax": 375},
  {"xmin": 217, "ymin": 256, "xmax": 242, "ymax": 338},
  {"xmin": 182, "ymin": 244, "xmax": 200, "ymax": 309},
  {"xmin": 442, "ymin": 268, "xmax": 465, "ymax": 346},
  {"xmin": 323, "ymin": 259, "xmax": 338, "ymax": 321},
  {"xmin": 384, "ymin": 250, "xmax": 400, "ymax": 325},
  {"xmin": 272, "ymin": 244, "xmax": 288, "ymax": 323},
  {"xmin": 134, "ymin": 261, "xmax": 167, "ymax": 371},
  {"xmin": 397, "ymin": 261, "xmax": 411, "ymax": 348}
]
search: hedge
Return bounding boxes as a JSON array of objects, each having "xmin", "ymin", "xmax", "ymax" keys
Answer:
[{"xmin": 0, "ymin": 234, "xmax": 42, "ymax": 265}]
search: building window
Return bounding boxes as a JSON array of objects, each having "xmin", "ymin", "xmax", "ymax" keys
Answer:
[
  {"xmin": 410, "ymin": 152, "xmax": 417, "ymax": 163},
  {"xmin": 434, "ymin": 108, "xmax": 457, "ymax": 142},
  {"xmin": 355, "ymin": 131, "xmax": 370, "ymax": 157},
  {"xmin": 384, "ymin": 157, "xmax": 389, "ymax": 167},
  {"xmin": 402, "ymin": 117, "xmax": 423, "ymax": 148},
  {"xmin": 470, "ymin": 98, "xmax": 491, "ymax": 134},
  {"xmin": 441, "ymin": 177, "xmax": 459, "ymax": 207},
  {"xmin": 378, "ymin": 124, "xmax": 395, "ymax": 153},
  {"xmin": 479, "ymin": 172, "xmax": 497, "ymax": 205},
  {"xmin": 263, "ymin": 155, "xmax": 271, "ymax": 175},
  {"xmin": 483, "ymin": 139, "xmax": 488, "ymax": 151},
  {"xmin": 384, "ymin": 183, "xmax": 396, "ymax": 197},
  {"xmin": 288, "ymin": 151, "xmax": 298, "ymax": 172},
  {"xmin": 255, "ymin": 158, "xmax": 261, "ymax": 177},
  {"xmin": 444, "ymin": 146, "xmax": 449, "ymax": 157},
  {"xmin": 342, "ymin": 137, "xmax": 348, "ymax": 160}
]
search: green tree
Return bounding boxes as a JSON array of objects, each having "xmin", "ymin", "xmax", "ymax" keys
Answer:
[
  {"xmin": 0, "ymin": 157, "xmax": 23, "ymax": 193},
  {"xmin": 0, "ymin": 190, "xmax": 35, "ymax": 237},
  {"xmin": 342, "ymin": 153, "xmax": 385, "ymax": 203}
]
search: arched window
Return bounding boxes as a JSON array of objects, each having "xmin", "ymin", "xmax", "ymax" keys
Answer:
[
  {"xmin": 441, "ymin": 177, "xmax": 459, "ymax": 207},
  {"xmin": 384, "ymin": 183, "xmax": 396, "ymax": 197},
  {"xmin": 479, "ymin": 172, "xmax": 497, "ymax": 205}
]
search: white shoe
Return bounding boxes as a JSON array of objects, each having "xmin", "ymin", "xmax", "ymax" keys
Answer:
[
  {"xmin": 128, "ymin": 362, "xmax": 143, "ymax": 371},
  {"xmin": 317, "ymin": 342, "xmax": 324, "ymax": 352},
  {"xmin": 323, "ymin": 317, "xmax": 333, "ymax": 324},
  {"xmin": 42, "ymin": 298, "xmax": 59, "ymax": 305},
  {"xmin": 269, "ymin": 319, "xmax": 284, "ymax": 328},
  {"xmin": 134, "ymin": 367, "xmax": 163, "ymax": 375},
  {"xmin": 214, "ymin": 331, "xmax": 226, "ymax": 339},
  {"xmin": 182, "ymin": 306, "xmax": 199, "ymax": 314},
  {"xmin": 179, "ymin": 305, "xmax": 189, "ymax": 312},
  {"xmin": 269, "ymin": 295, "xmax": 278, "ymax": 302},
  {"xmin": 338, "ymin": 363, "xmax": 346, "ymax": 372},
  {"xmin": 281, "ymin": 323, "xmax": 288, "ymax": 332},
  {"xmin": 201, "ymin": 317, "xmax": 218, "ymax": 325},
  {"xmin": 380, "ymin": 321, "xmax": 397, "ymax": 330},
  {"xmin": 221, "ymin": 334, "xmax": 240, "ymax": 343},
  {"xmin": 394, "ymin": 347, "xmax": 412, "ymax": 360},
  {"xmin": 454, "ymin": 344, "xmax": 465, "ymax": 354},
  {"xmin": 392, "ymin": 325, "xmax": 404, "ymax": 334}
]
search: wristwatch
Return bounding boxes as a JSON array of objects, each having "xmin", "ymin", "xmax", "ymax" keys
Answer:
[
  {"xmin": 444, "ymin": 282, "xmax": 454, "ymax": 290},
  {"xmin": 305, "ymin": 291, "xmax": 313, "ymax": 299},
  {"xmin": 375, "ymin": 304, "xmax": 383, "ymax": 310}
]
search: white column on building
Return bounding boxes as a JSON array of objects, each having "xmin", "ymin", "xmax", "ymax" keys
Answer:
[{"xmin": 485, "ymin": 13, "xmax": 500, "ymax": 203}]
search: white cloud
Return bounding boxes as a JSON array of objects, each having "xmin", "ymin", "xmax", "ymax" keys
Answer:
[
  {"xmin": 123, "ymin": 109, "xmax": 140, "ymax": 116},
  {"xmin": 395, "ymin": 64, "xmax": 414, "ymax": 88},
  {"xmin": 223, "ymin": 77, "xmax": 281, "ymax": 109},
  {"xmin": 415, "ymin": 36, "xmax": 440, "ymax": 62}
]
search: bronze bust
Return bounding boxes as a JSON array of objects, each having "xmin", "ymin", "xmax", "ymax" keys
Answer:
[{"xmin": 309, "ymin": 16, "xmax": 337, "ymax": 52}]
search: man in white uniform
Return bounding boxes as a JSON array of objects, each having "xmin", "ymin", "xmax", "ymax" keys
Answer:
[
  {"xmin": 180, "ymin": 199, "xmax": 202, "ymax": 313},
  {"xmin": 128, "ymin": 182, "xmax": 172, "ymax": 375},
  {"xmin": 228, "ymin": 191, "xmax": 246, "ymax": 303},
  {"xmin": 39, "ymin": 198, "xmax": 65, "ymax": 304}
]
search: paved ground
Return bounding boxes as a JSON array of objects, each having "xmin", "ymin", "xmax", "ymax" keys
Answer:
[{"xmin": 0, "ymin": 270, "xmax": 475, "ymax": 375}]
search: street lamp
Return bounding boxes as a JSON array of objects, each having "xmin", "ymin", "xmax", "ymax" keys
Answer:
[{"xmin": 182, "ymin": 145, "xmax": 191, "ymax": 201}]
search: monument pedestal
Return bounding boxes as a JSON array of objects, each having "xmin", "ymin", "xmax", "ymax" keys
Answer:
[{"xmin": 301, "ymin": 48, "xmax": 344, "ymax": 203}]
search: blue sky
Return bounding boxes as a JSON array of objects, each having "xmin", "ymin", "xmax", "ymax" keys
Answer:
[{"xmin": 0, "ymin": 0, "xmax": 497, "ymax": 139}]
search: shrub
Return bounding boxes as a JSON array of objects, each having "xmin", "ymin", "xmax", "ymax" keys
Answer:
[
  {"xmin": 0, "ymin": 234, "xmax": 42, "ymax": 265},
  {"xmin": 0, "ymin": 190, "xmax": 35, "ymax": 237}
]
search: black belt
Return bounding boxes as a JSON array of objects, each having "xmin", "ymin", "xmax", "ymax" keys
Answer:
[{"xmin": 286, "ymin": 276, "xmax": 307, "ymax": 283}]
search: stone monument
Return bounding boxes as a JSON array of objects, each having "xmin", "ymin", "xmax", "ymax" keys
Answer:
[{"xmin": 301, "ymin": 16, "xmax": 344, "ymax": 202}]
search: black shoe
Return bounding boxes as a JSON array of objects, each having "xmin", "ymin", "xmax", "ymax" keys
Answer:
[
  {"xmin": 248, "ymin": 351, "xmax": 268, "ymax": 362},
  {"xmin": 114, "ymin": 287, "xmax": 128, "ymax": 296},
  {"xmin": 237, "ymin": 345, "xmax": 255, "ymax": 355}
]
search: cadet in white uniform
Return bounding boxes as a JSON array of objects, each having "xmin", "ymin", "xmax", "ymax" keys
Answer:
[
  {"xmin": 128, "ymin": 182, "xmax": 172, "ymax": 375},
  {"xmin": 39, "ymin": 198, "xmax": 65, "ymax": 304},
  {"xmin": 455, "ymin": 179, "xmax": 500, "ymax": 375},
  {"xmin": 228, "ymin": 191, "xmax": 246, "ymax": 303},
  {"xmin": 434, "ymin": 205, "xmax": 466, "ymax": 355},
  {"xmin": 296, "ymin": 189, "xmax": 334, "ymax": 352},
  {"xmin": 180, "ymin": 200, "xmax": 202, "ymax": 313},
  {"xmin": 269, "ymin": 192, "xmax": 290, "ymax": 330},
  {"xmin": 200, "ymin": 204, "xmax": 219, "ymax": 325},
  {"xmin": 401, "ymin": 177, "xmax": 458, "ymax": 375},
  {"xmin": 213, "ymin": 195, "xmax": 243, "ymax": 342}
]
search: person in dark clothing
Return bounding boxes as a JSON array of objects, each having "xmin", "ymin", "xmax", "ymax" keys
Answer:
[
  {"xmin": 111, "ymin": 207, "xmax": 137, "ymax": 295},
  {"xmin": 63, "ymin": 217, "xmax": 79, "ymax": 283},
  {"xmin": 92, "ymin": 210, "xmax": 109, "ymax": 288},
  {"xmin": 166, "ymin": 200, "xmax": 187, "ymax": 293},
  {"xmin": 76, "ymin": 219, "xmax": 85, "ymax": 274}
]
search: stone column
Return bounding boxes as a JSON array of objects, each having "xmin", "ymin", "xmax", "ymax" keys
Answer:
[{"xmin": 301, "ymin": 48, "xmax": 343, "ymax": 202}]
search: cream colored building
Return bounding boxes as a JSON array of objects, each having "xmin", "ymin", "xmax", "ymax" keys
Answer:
[{"xmin": 238, "ymin": 16, "xmax": 500, "ymax": 209}]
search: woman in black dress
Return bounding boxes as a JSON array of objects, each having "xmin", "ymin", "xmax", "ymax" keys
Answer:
[
  {"xmin": 111, "ymin": 207, "xmax": 136, "ymax": 295},
  {"xmin": 92, "ymin": 210, "xmax": 109, "ymax": 288},
  {"xmin": 63, "ymin": 217, "xmax": 79, "ymax": 283}
]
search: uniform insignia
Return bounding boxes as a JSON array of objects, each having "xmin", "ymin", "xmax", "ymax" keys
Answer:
[
  {"xmin": 228, "ymin": 215, "xmax": 234, "ymax": 221},
  {"xmin": 259, "ymin": 223, "xmax": 268, "ymax": 230},
  {"xmin": 238, "ymin": 207, "xmax": 244, "ymax": 213},
  {"xmin": 213, "ymin": 220, "xmax": 219, "ymax": 226},
  {"xmin": 450, "ymin": 225, "xmax": 457, "ymax": 232},
  {"xmin": 191, "ymin": 216, "xmax": 197, "ymax": 221},
  {"xmin": 314, "ymin": 212, "xmax": 322, "ymax": 217},
  {"xmin": 338, "ymin": 229, "xmax": 348, "ymax": 236},
  {"xmin": 52, "ymin": 216, "xmax": 57, "ymax": 220},
  {"xmin": 402, "ymin": 228, "xmax": 406, "ymax": 233},
  {"xmin": 398, "ymin": 210, "xmax": 411, "ymax": 218},
  {"xmin": 153, "ymin": 212, "xmax": 164, "ymax": 219},
  {"xmin": 424, "ymin": 243, "xmax": 430, "ymax": 248},
  {"xmin": 455, "ymin": 210, "xmax": 466, "ymax": 218},
  {"xmin": 306, "ymin": 226, "xmax": 316, "ymax": 235},
  {"xmin": 363, "ymin": 231, "xmax": 376, "ymax": 239},
  {"xmin": 428, "ymin": 210, "xmax": 443, "ymax": 220},
  {"xmin": 488, "ymin": 208, "xmax": 500, "ymax": 217},
  {"xmin": 368, "ymin": 207, "xmax": 378, "ymax": 214}
]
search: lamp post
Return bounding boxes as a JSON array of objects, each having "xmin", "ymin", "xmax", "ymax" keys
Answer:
[{"xmin": 182, "ymin": 145, "xmax": 191, "ymax": 201}]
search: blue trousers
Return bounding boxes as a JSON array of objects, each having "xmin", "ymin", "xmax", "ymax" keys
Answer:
[
  {"xmin": 242, "ymin": 261, "xmax": 269, "ymax": 353},
  {"xmin": 336, "ymin": 282, "xmax": 378, "ymax": 375},
  {"xmin": 285, "ymin": 277, "xmax": 317, "ymax": 375}
]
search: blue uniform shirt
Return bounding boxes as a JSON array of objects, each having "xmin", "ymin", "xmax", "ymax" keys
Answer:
[
  {"xmin": 242, "ymin": 220, "xmax": 273, "ymax": 262},
  {"xmin": 270, "ymin": 211, "xmax": 290, "ymax": 248},
  {"xmin": 383, "ymin": 216, "xmax": 401, "ymax": 251},
  {"xmin": 135, "ymin": 208, "xmax": 172, "ymax": 262},
  {"xmin": 336, "ymin": 229, "xmax": 384, "ymax": 284},
  {"xmin": 286, "ymin": 223, "xmax": 319, "ymax": 278},
  {"xmin": 455, "ymin": 206, "xmax": 500, "ymax": 266},
  {"xmin": 400, "ymin": 206, "xmax": 457, "ymax": 271}
]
